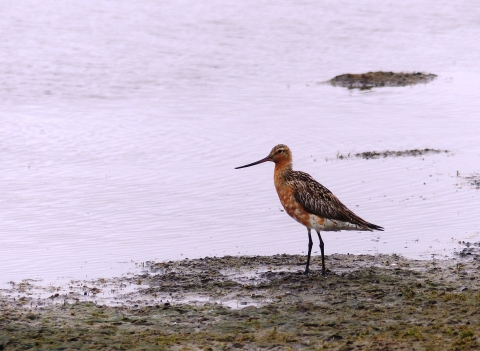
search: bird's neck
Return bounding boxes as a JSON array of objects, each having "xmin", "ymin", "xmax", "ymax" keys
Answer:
[{"xmin": 274, "ymin": 159, "xmax": 293, "ymax": 180}]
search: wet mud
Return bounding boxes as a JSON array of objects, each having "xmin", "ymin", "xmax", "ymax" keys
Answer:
[
  {"xmin": 334, "ymin": 148, "xmax": 449, "ymax": 160},
  {"xmin": 455, "ymin": 241, "xmax": 480, "ymax": 258},
  {"xmin": 1, "ymin": 252, "xmax": 480, "ymax": 350},
  {"xmin": 328, "ymin": 71, "xmax": 437, "ymax": 89}
]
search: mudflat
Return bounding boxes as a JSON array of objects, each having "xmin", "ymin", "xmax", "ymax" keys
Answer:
[
  {"xmin": 1, "ymin": 252, "xmax": 479, "ymax": 350},
  {"xmin": 328, "ymin": 71, "xmax": 437, "ymax": 89}
]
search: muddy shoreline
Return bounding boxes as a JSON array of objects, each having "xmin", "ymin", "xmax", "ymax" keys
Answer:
[{"xmin": 1, "ymin": 252, "xmax": 479, "ymax": 350}]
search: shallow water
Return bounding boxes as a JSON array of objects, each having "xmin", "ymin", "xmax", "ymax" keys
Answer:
[{"xmin": 1, "ymin": 0, "xmax": 480, "ymax": 286}]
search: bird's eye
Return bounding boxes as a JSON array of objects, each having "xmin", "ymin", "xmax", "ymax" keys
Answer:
[{"xmin": 277, "ymin": 150, "xmax": 283, "ymax": 154}]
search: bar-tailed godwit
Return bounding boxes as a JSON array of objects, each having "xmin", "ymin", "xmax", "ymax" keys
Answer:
[{"xmin": 235, "ymin": 144, "xmax": 384, "ymax": 276}]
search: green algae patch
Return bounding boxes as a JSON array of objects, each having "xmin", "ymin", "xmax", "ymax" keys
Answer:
[
  {"xmin": 328, "ymin": 71, "xmax": 437, "ymax": 89},
  {"xmin": 1, "ymin": 253, "xmax": 480, "ymax": 350}
]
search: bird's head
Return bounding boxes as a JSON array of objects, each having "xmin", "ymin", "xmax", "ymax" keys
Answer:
[
  {"xmin": 268, "ymin": 144, "xmax": 292, "ymax": 164},
  {"xmin": 235, "ymin": 144, "xmax": 292, "ymax": 169}
]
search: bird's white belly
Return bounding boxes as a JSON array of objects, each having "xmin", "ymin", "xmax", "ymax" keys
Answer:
[{"xmin": 308, "ymin": 214, "xmax": 367, "ymax": 232}]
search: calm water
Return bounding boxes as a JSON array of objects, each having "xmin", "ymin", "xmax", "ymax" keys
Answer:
[{"xmin": 1, "ymin": 0, "xmax": 480, "ymax": 285}]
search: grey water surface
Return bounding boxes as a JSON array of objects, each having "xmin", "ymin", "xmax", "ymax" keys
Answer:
[{"xmin": 1, "ymin": 0, "xmax": 480, "ymax": 285}]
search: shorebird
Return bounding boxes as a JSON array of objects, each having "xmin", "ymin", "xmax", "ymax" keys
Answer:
[{"xmin": 235, "ymin": 144, "xmax": 383, "ymax": 276}]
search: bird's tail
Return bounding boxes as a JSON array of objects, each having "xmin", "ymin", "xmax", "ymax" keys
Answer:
[{"xmin": 366, "ymin": 222, "xmax": 384, "ymax": 231}]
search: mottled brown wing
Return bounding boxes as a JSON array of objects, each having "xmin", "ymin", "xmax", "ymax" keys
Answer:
[{"xmin": 291, "ymin": 171, "xmax": 372, "ymax": 229}]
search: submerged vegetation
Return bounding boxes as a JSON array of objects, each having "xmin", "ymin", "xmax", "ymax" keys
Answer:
[
  {"xmin": 1, "ymin": 253, "xmax": 479, "ymax": 350},
  {"xmin": 328, "ymin": 71, "xmax": 437, "ymax": 89}
]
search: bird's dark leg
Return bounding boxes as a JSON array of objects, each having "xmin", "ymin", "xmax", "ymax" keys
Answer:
[
  {"xmin": 316, "ymin": 230, "xmax": 326, "ymax": 276},
  {"xmin": 305, "ymin": 229, "xmax": 313, "ymax": 274}
]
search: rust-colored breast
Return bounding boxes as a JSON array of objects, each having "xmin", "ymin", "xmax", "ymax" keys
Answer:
[
  {"xmin": 274, "ymin": 167, "xmax": 328, "ymax": 229},
  {"xmin": 275, "ymin": 181, "xmax": 311, "ymax": 227}
]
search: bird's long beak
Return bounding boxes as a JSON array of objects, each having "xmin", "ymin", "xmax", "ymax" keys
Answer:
[{"xmin": 235, "ymin": 155, "xmax": 272, "ymax": 169}]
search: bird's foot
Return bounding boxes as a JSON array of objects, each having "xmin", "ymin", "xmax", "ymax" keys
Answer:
[
  {"xmin": 321, "ymin": 267, "xmax": 329, "ymax": 277},
  {"xmin": 304, "ymin": 268, "xmax": 310, "ymax": 275}
]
